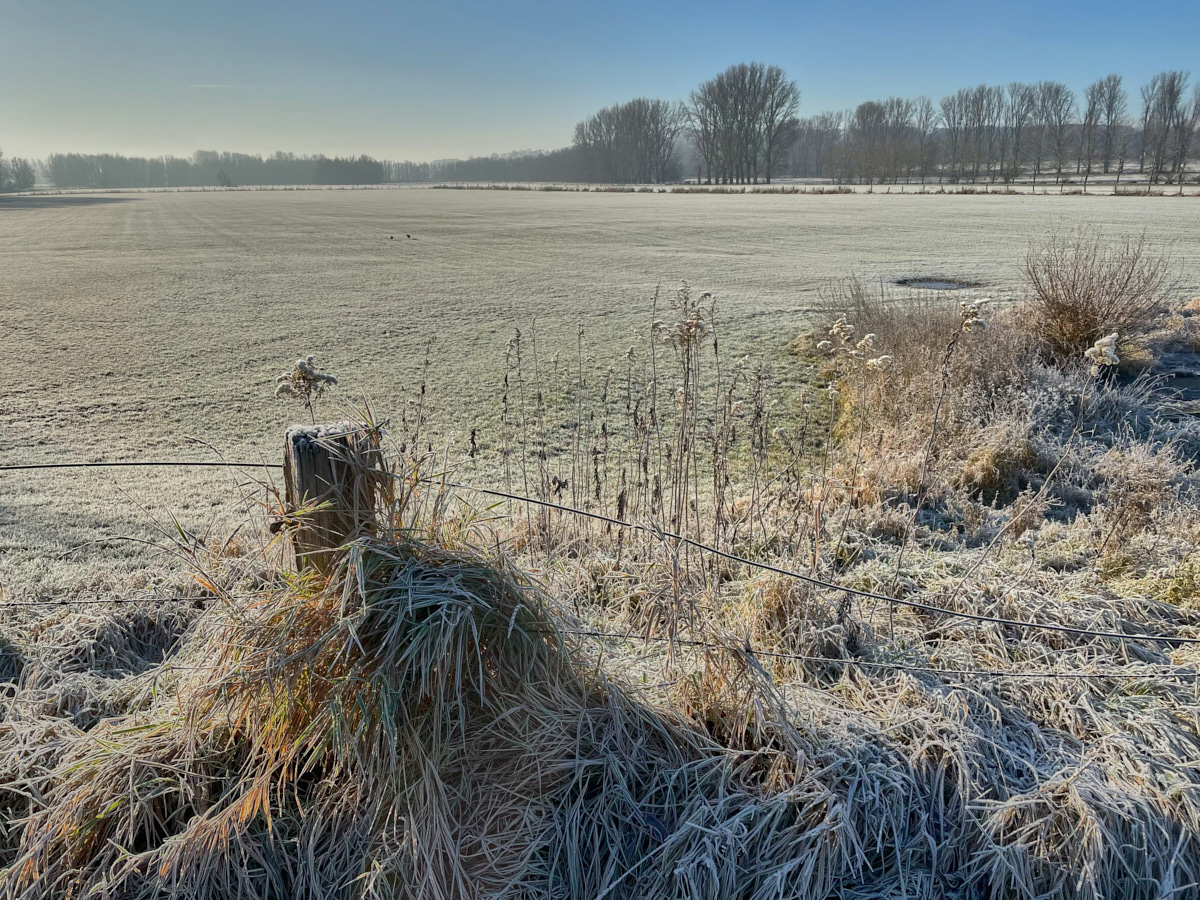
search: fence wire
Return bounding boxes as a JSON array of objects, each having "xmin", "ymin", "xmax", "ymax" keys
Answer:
[{"xmin": 3, "ymin": 459, "xmax": 1199, "ymax": 686}]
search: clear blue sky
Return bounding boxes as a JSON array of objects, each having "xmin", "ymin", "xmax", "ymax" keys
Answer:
[{"xmin": 2, "ymin": 0, "xmax": 1196, "ymax": 160}]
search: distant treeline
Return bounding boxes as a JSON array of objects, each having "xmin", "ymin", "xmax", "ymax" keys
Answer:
[
  {"xmin": 37, "ymin": 147, "xmax": 583, "ymax": 189},
  {"xmin": 0, "ymin": 150, "xmax": 36, "ymax": 191},
  {"xmin": 385, "ymin": 147, "xmax": 581, "ymax": 184},
  {"xmin": 680, "ymin": 66, "xmax": 1197, "ymax": 185},
  {"xmin": 22, "ymin": 66, "xmax": 1200, "ymax": 190},
  {"xmin": 42, "ymin": 151, "xmax": 388, "ymax": 189}
]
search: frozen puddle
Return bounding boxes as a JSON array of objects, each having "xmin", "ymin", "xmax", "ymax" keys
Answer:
[{"xmin": 895, "ymin": 278, "xmax": 972, "ymax": 290}]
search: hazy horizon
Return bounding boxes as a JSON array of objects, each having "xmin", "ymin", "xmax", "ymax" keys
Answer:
[{"xmin": 3, "ymin": 0, "xmax": 1198, "ymax": 162}]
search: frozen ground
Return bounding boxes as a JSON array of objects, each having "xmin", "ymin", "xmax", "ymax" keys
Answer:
[{"xmin": 0, "ymin": 188, "xmax": 1196, "ymax": 592}]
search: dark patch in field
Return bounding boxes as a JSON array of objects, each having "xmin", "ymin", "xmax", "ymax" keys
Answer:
[
  {"xmin": 0, "ymin": 195, "xmax": 140, "ymax": 211},
  {"xmin": 895, "ymin": 277, "xmax": 981, "ymax": 290}
]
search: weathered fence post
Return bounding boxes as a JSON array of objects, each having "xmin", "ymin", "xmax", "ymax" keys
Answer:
[{"xmin": 283, "ymin": 422, "xmax": 384, "ymax": 573}]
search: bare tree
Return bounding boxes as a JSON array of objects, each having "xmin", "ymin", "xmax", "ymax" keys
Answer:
[
  {"xmin": 1170, "ymin": 83, "xmax": 1199, "ymax": 187},
  {"xmin": 792, "ymin": 111, "xmax": 843, "ymax": 178},
  {"xmin": 963, "ymin": 84, "xmax": 1002, "ymax": 181},
  {"xmin": 1114, "ymin": 116, "xmax": 1132, "ymax": 187},
  {"xmin": 882, "ymin": 96, "xmax": 914, "ymax": 182},
  {"xmin": 939, "ymin": 90, "xmax": 968, "ymax": 182},
  {"xmin": 1001, "ymin": 83, "xmax": 1035, "ymax": 183},
  {"xmin": 765, "ymin": 116, "xmax": 799, "ymax": 181},
  {"xmin": 1079, "ymin": 79, "xmax": 1103, "ymax": 191},
  {"xmin": 688, "ymin": 71, "xmax": 737, "ymax": 183},
  {"xmin": 757, "ymin": 66, "xmax": 801, "ymax": 183},
  {"xmin": 1040, "ymin": 82, "xmax": 1076, "ymax": 185},
  {"xmin": 647, "ymin": 100, "xmax": 687, "ymax": 183},
  {"xmin": 11, "ymin": 158, "xmax": 36, "ymax": 190},
  {"xmin": 1097, "ymin": 74, "xmax": 1127, "ymax": 174},
  {"xmin": 848, "ymin": 101, "xmax": 888, "ymax": 184},
  {"xmin": 1029, "ymin": 82, "xmax": 1055, "ymax": 190},
  {"xmin": 0, "ymin": 150, "xmax": 35, "ymax": 192},
  {"xmin": 686, "ymin": 82, "xmax": 721, "ymax": 183},
  {"xmin": 982, "ymin": 85, "xmax": 1005, "ymax": 181},
  {"xmin": 914, "ymin": 96, "xmax": 936, "ymax": 183},
  {"xmin": 1139, "ymin": 72, "xmax": 1190, "ymax": 182},
  {"xmin": 687, "ymin": 62, "xmax": 799, "ymax": 184},
  {"xmin": 1139, "ymin": 75, "xmax": 1158, "ymax": 174},
  {"xmin": 574, "ymin": 98, "xmax": 684, "ymax": 184}
]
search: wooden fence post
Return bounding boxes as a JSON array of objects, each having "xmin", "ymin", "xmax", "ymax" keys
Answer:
[{"xmin": 283, "ymin": 422, "xmax": 383, "ymax": 573}]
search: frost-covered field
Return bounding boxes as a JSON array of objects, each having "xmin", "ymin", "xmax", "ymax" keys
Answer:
[{"xmin": 0, "ymin": 189, "xmax": 1195, "ymax": 592}]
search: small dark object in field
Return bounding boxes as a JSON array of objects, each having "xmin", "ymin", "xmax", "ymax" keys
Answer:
[
  {"xmin": 895, "ymin": 277, "xmax": 979, "ymax": 291},
  {"xmin": 406, "ymin": 234, "xmax": 412, "ymax": 239},
  {"xmin": 389, "ymin": 235, "xmax": 393, "ymax": 239}
]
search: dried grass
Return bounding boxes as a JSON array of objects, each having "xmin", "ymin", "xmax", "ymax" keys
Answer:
[{"xmin": 2, "ymin": 231, "xmax": 1199, "ymax": 898}]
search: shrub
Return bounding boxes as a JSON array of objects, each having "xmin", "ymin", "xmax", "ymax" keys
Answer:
[{"xmin": 1021, "ymin": 228, "xmax": 1176, "ymax": 361}]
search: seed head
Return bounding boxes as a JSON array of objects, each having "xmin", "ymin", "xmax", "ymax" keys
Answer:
[{"xmin": 1084, "ymin": 332, "xmax": 1120, "ymax": 374}]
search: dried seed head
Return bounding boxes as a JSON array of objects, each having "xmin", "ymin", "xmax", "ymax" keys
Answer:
[
  {"xmin": 829, "ymin": 317, "xmax": 856, "ymax": 344},
  {"xmin": 1084, "ymin": 332, "xmax": 1120, "ymax": 373}
]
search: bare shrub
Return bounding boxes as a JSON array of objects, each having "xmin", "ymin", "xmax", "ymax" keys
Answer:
[
  {"xmin": 1022, "ymin": 228, "xmax": 1177, "ymax": 361},
  {"xmin": 810, "ymin": 273, "xmax": 1200, "ymax": 537}
]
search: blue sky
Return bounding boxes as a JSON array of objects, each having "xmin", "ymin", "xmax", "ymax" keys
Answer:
[{"xmin": 2, "ymin": 0, "xmax": 1196, "ymax": 160}]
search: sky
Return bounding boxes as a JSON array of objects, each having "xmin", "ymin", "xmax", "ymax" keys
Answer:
[{"xmin": 2, "ymin": 0, "xmax": 1197, "ymax": 161}]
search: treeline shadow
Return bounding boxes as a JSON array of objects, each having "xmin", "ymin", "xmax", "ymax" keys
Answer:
[{"xmin": 0, "ymin": 195, "xmax": 140, "ymax": 211}]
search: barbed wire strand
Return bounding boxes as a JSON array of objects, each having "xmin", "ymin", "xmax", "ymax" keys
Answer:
[
  {"xmin": 3, "ymin": 460, "xmax": 1199, "ymax": 653},
  {"xmin": 0, "ymin": 462, "xmax": 283, "ymax": 472},
  {"xmin": 444, "ymin": 481, "xmax": 1200, "ymax": 647}
]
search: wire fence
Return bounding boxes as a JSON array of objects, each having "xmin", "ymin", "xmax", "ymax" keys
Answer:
[
  {"xmin": 0, "ymin": 461, "xmax": 283, "ymax": 472},
  {"xmin": 2, "ymin": 458, "xmax": 1199, "ymax": 687},
  {"xmin": 444, "ymin": 481, "xmax": 1200, "ymax": 648}
]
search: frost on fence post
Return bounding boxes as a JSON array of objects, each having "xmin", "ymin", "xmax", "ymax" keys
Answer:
[{"xmin": 282, "ymin": 422, "xmax": 385, "ymax": 574}]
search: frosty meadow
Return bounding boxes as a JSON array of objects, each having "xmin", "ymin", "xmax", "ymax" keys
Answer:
[{"xmin": 1, "ymin": 183, "xmax": 1199, "ymax": 900}]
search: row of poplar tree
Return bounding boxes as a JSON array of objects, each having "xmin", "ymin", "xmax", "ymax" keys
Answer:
[{"xmin": 788, "ymin": 70, "xmax": 1197, "ymax": 187}]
